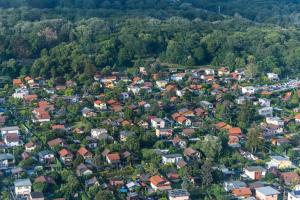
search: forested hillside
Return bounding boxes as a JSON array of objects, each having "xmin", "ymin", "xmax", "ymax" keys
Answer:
[{"xmin": 0, "ymin": 0, "xmax": 300, "ymax": 81}]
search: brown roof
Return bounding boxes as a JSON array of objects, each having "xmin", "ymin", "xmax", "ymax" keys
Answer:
[
  {"xmin": 106, "ymin": 153, "xmax": 120, "ymax": 161},
  {"xmin": 77, "ymin": 147, "xmax": 92, "ymax": 157},
  {"xmin": 35, "ymin": 176, "xmax": 55, "ymax": 184},
  {"xmin": 59, "ymin": 149, "xmax": 73, "ymax": 157},
  {"xmin": 25, "ymin": 141, "xmax": 35, "ymax": 148},
  {"xmin": 149, "ymin": 175, "xmax": 166, "ymax": 186},
  {"xmin": 47, "ymin": 138, "xmax": 63, "ymax": 147},
  {"xmin": 228, "ymin": 127, "xmax": 242, "ymax": 136},
  {"xmin": 215, "ymin": 122, "xmax": 227, "ymax": 129},
  {"xmin": 281, "ymin": 172, "xmax": 300, "ymax": 184},
  {"xmin": 13, "ymin": 79, "xmax": 22, "ymax": 86},
  {"xmin": 52, "ymin": 124, "xmax": 65, "ymax": 130},
  {"xmin": 176, "ymin": 116, "xmax": 188, "ymax": 123},
  {"xmin": 184, "ymin": 148, "xmax": 198, "ymax": 157},
  {"xmin": 5, "ymin": 133, "xmax": 19, "ymax": 142},
  {"xmin": 172, "ymin": 113, "xmax": 181, "ymax": 120},
  {"xmin": 295, "ymin": 114, "xmax": 300, "ymax": 120},
  {"xmin": 232, "ymin": 187, "xmax": 252, "ymax": 197}
]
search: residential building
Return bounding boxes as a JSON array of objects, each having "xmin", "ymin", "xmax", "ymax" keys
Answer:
[
  {"xmin": 38, "ymin": 150, "xmax": 55, "ymax": 164},
  {"xmin": 267, "ymin": 156, "xmax": 292, "ymax": 169},
  {"xmin": 106, "ymin": 153, "xmax": 121, "ymax": 164},
  {"xmin": 1, "ymin": 126, "xmax": 20, "ymax": 137},
  {"xmin": 258, "ymin": 107, "xmax": 273, "ymax": 117},
  {"xmin": 255, "ymin": 186, "xmax": 280, "ymax": 200},
  {"xmin": 29, "ymin": 192, "xmax": 45, "ymax": 200},
  {"xmin": 149, "ymin": 175, "xmax": 171, "ymax": 191},
  {"xmin": 288, "ymin": 184, "xmax": 300, "ymax": 200},
  {"xmin": 266, "ymin": 117, "xmax": 284, "ymax": 126},
  {"xmin": 241, "ymin": 86, "xmax": 256, "ymax": 95},
  {"xmin": 162, "ymin": 154, "xmax": 183, "ymax": 165},
  {"xmin": 244, "ymin": 166, "xmax": 266, "ymax": 180},
  {"xmin": 168, "ymin": 189, "xmax": 190, "ymax": 200},
  {"xmin": 151, "ymin": 118, "xmax": 165, "ymax": 129},
  {"xmin": 15, "ymin": 179, "xmax": 32, "ymax": 196},
  {"xmin": 0, "ymin": 153, "xmax": 15, "ymax": 169}
]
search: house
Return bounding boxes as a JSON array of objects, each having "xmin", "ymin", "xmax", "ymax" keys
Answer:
[
  {"xmin": 120, "ymin": 130, "xmax": 135, "ymax": 142},
  {"xmin": 13, "ymin": 79, "xmax": 23, "ymax": 87},
  {"xmin": 218, "ymin": 67, "xmax": 230, "ymax": 76},
  {"xmin": 25, "ymin": 141, "xmax": 36, "ymax": 152},
  {"xmin": 241, "ymin": 86, "xmax": 256, "ymax": 95},
  {"xmin": 91, "ymin": 128, "xmax": 113, "ymax": 140},
  {"xmin": 0, "ymin": 153, "xmax": 15, "ymax": 169},
  {"xmin": 77, "ymin": 147, "xmax": 93, "ymax": 161},
  {"xmin": 13, "ymin": 88, "xmax": 29, "ymax": 99},
  {"xmin": 94, "ymin": 100, "xmax": 107, "ymax": 110},
  {"xmin": 85, "ymin": 177, "xmax": 99, "ymax": 188},
  {"xmin": 267, "ymin": 73, "xmax": 279, "ymax": 81},
  {"xmin": 29, "ymin": 192, "xmax": 45, "ymax": 200},
  {"xmin": 258, "ymin": 107, "xmax": 273, "ymax": 117},
  {"xmin": 228, "ymin": 127, "xmax": 242, "ymax": 137},
  {"xmin": 38, "ymin": 150, "xmax": 55, "ymax": 164},
  {"xmin": 258, "ymin": 98, "xmax": 271, "ymax": 107},
  {"xmin": 171, "ymin": 73, "xmax": 185, "ymax": 81},
  {"xmin": 35, "ymin": 176, "xmax": 55, "ymax": 185},
  {"xmin": 168, "ymin": 189, "xmax": 190, "ymax": 200},
  {"xmin": 52, "ymin": 124, "xmax": 65, "ymax": 131},
  {"xmin": 76, "ymin": 163, "xmax": 93, "ymax": 176},
  {"xmin": 224, "ymin": 181, "xmax": 247, "ymax": 192},
  {"xmin": 82, "ymin": 107, "xmax": 96, "ymax": 118},
  {"xmin": 255, "ymin": 186, "xmax": 280, "ymax": 200},
  {"xmin": 175, "ymin": 116, "xmax": 192, "ymax": 126},
  {"xmin": 106, "ymin": 153, "xmax": 120, "ymax": 164},
  {"xmin": 128, "ymin": 85, "xmax": 141, "ymax": 95},
  {"xmin": 266, "ymin": 117, "xmax": 284, "ymax": 126},
  {"xmin": 281, "ymin": 172, "xmax": 300, "ymax": 185},
  {"xmin": 4, "ymin": 133, "xmax": 21, "ymax": 147},
  {"xmin": 156, "ymin": 129, "xmax": 173, "ymax": 138},
  {"xmin": 295, "ymin": 114, "xmax": 300, "ymax": 123},
  {"xmin": 183, "ymin": 148, "xmax": 201, "ymax": 160},
  {"xmin": 1, "ymin": 126, "xmax": 20, "ymax": 136},
  {"xmin": 151, "ymin": 118, "xmax": 165, "ymax": 129},
  {"xmin": 32, "ymin": 108, "xmax": 50, "ymax": 123},
  {"xmin": 15, "ymin": 179, "xmax": 32, "ymax": 196},
  {"xmin": 149, "ymin": 175, "xmax": 172, "ymax": 191},
  {"xmin": 204, "ymin": 68, "xmax": 215, "ymax": 75},
  {"xmin": 47, "ymin": 138, "xmax": 64, "ymax": 148},
  {"xmin": 288, "ymin": 184, "xmax": 300, "ymax": 200},
  {"xmin": 244, "ymin": 166, "xmax": 266, "ymax": 180},
  {"xmin": 267, "ymin": 156, "xmax": 292, "ymax": 169},
  {"xmin": 156, "ymin": 80, "xmax": 168, "ymax": 88},
  {"xmin": 59, "ymin": 149, "xmax": 73, "ymax": 165},
  {"xmin": 200, "ymin": 100, "xmax": 213, "ymax": 110},
  {"xmin": 232, "ymin": 187, "xmax": 252, "ymax": 199},
  {"xmin": 162, "ymin": 154, "xmax": 183, "ymax": 165}
]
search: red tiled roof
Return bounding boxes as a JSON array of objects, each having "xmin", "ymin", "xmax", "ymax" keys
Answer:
[
  {"xmin": 228, "ymin": 127, "xmax": 242, "ymax": 136},
  {"xmin": 59, "ymin": 149, "xmax": 72, "ymax": 157},
  {"xmin": 232, "ymin": 187, "xmax": 252, "ymax": 197},
  {"xmin": 106, "ymin": 153, "xmax": 120, "ymax": 161},
  {"xmin": 149, "ymin": 175, "xmax": 166, "ymax": 186}
]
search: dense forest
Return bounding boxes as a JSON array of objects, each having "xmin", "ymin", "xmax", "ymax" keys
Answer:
[{"xmin": 1, "ymin": 0, "xmax": 300, "ymax": 80}]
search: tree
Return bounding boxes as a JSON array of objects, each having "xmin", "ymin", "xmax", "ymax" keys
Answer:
[
  {"xmin": 245, "ymin": 127, "xmax": 263, "ymax": 153},
  {"xmin": 33, "ymin": 182, "xmax": 47, "ymax": 192},
  {"xmin": 196, "ymin": 135, "xmax": 222, "ymax": 160},
  {"xmin": 201, "ymin": 159, "xmax": 213, "ymax": 188},
  {"xmin": 237, "ymin": 102, "xmax": 255, "ymax": 129},
  {"xmin": 95, "ymin": 190, "xmax": 115, "ymax": 200}
]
